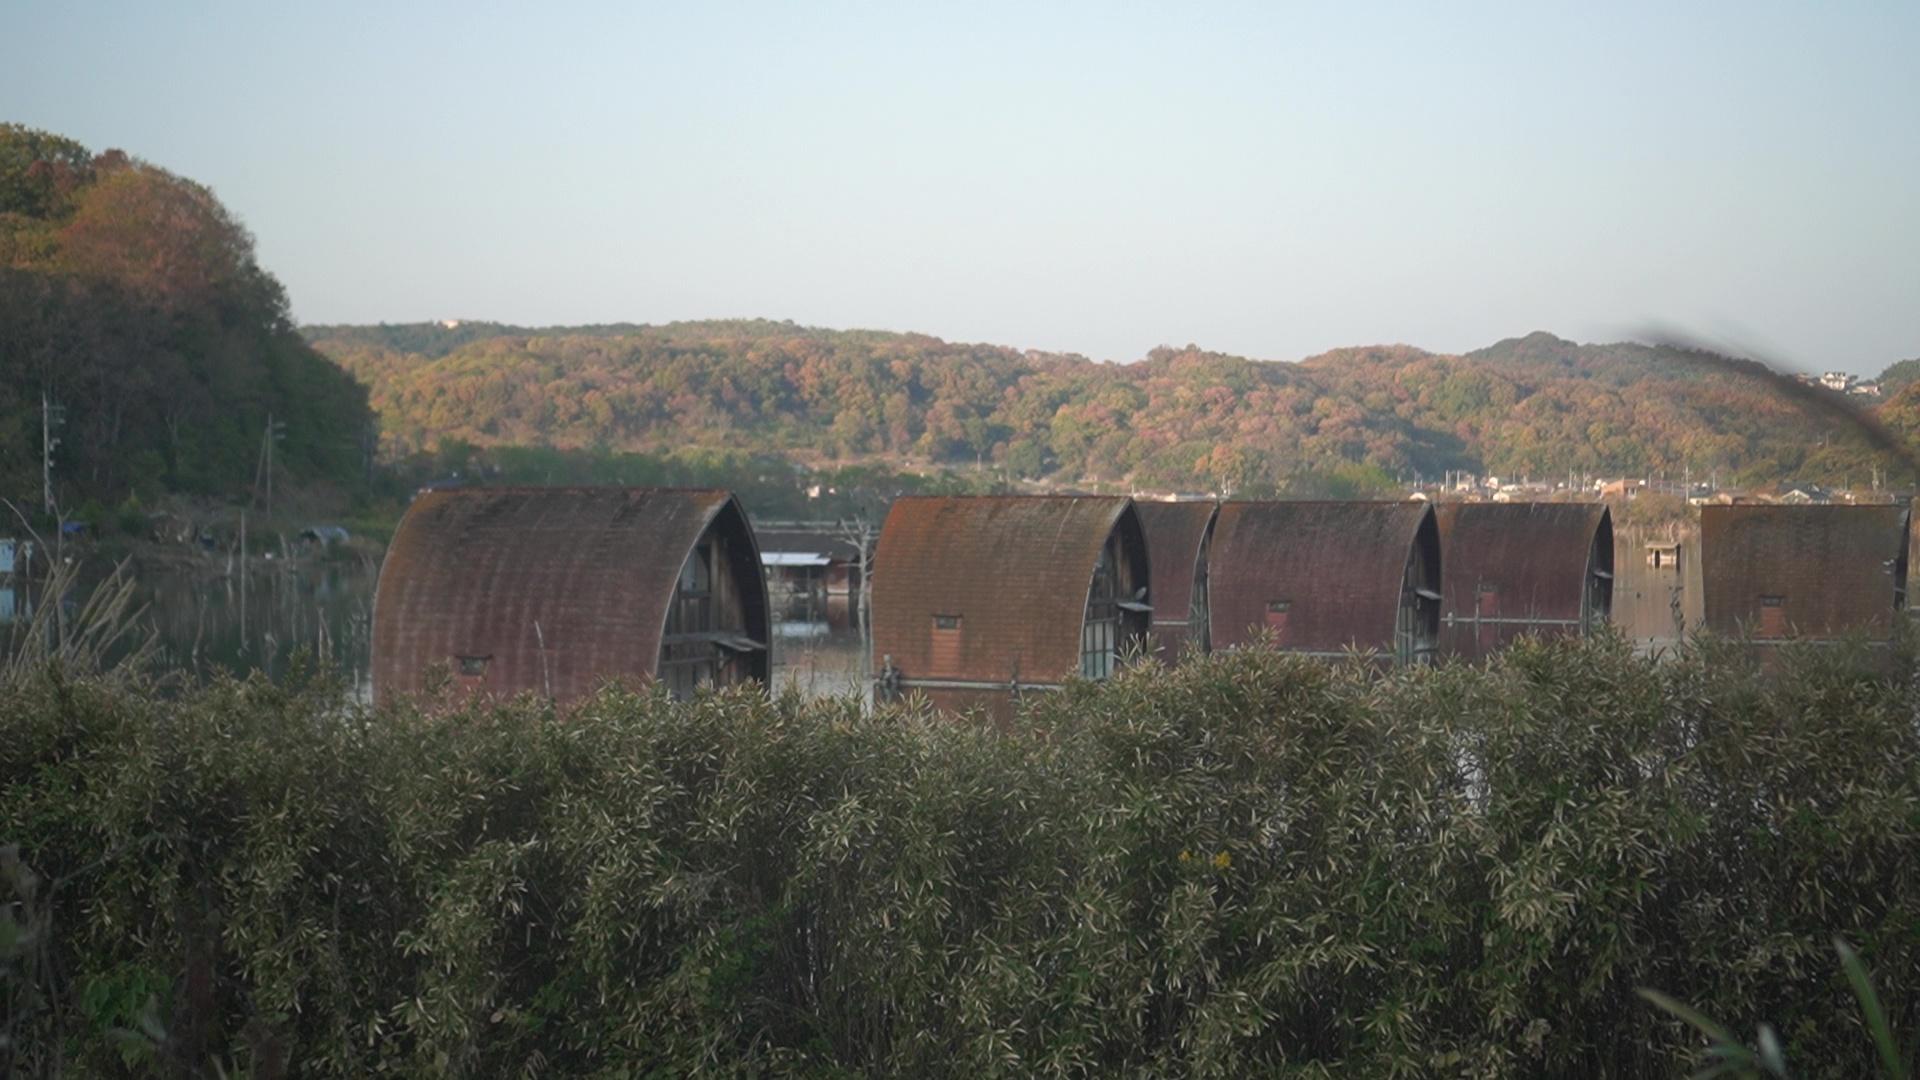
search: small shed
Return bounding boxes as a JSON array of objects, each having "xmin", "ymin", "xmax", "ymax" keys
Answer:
[
  {"xmin": 871, "ymin": 495, "xmax": 1149, "ymax": 721},
  {"xmin": 1434, "ymin": 502, "xmax": 1613, "ymax": 660},
  {"xmin": 1135, "ymin": 500, "xmax": 1217, "ymax": 661},
  {"xmin": 754, "ymin": 522, "xmax": 867, "ymax": 620},
  {"xmin": 1208, "ymin": 501, "xmax": 1440, "ymax": 664},
  {"xmin": 1701, "ymin": 505, "xmax": 1910, "ymax": 643},
  {"xmin": 373, "ymin": 487, "xmax": 770, "ymax": 706}
]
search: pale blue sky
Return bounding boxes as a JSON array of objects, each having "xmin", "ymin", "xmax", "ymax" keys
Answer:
[{"xmin": 5, "ymin": 2, "xmax": 1917, "ymax": 372}]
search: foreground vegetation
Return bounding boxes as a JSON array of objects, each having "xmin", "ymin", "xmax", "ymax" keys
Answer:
[{"xmin": 4, "ymin": 635, "xmax": 1917, "ymax": 1076}]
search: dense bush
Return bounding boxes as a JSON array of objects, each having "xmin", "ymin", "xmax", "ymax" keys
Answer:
[{"xmin": 4, "ymin": 636, "xmax": 1918, "ymax": 1076}]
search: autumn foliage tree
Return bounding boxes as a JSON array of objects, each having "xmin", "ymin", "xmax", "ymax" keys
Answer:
[{"xmin": 0, "ymin": 124, "xmax": 370, "ymax": 509}]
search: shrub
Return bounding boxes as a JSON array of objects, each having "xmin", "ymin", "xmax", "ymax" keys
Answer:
[{"xmin": 2, "ymin": 636, "xmax": 1916, "ymax": 1076}]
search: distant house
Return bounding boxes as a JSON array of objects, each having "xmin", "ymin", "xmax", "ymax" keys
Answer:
[
  {"xmin": 754, "ymin": 523, "xmax": 866, "ymax": 603},
  {"xmin": 1599, "ymin": 478, "xmax": 1645, "ymax": 499},
  {"xmin": 1135, "ymin": 500, "xmax": 1218, "ymax": 661},
  {"xmin": 1434, "ymin": 502, "xmax": 1613, "ymax": 660},
  {"xmin": 1778, "ymin": 486, "xmax": 1831, "ymax": 506},
  {"xmin": 374, "ymin": 487, "xmax": 770, "ymax": 705},
  {"xmin": 870, "ymin": 495, "xmax": 1149, "ymax": 723},
  {"xmin": 1207, "ymin": 501, "xmax": 1441, "ymax": 665},
  {"xmin": 1820, "ymin": 371, "xmax": 1855, "ymax": 392},
  {"xmin": 1701, "ymin": 505, "xmax": 1910, "ymax": 644}
]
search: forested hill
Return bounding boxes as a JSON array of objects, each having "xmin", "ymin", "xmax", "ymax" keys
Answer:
[
  {"xmin": 309, "ymin": 320, "xmax": 1920, "ymax": 494},
  {"xmin": 0, "ymin": 124, "xmax": 371, "ymax": 508}
]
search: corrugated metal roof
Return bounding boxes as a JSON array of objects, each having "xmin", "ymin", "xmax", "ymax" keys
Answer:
[
  {"xmin": 1434, "ymin": 502, "xmax": 1612, "ymax": 659},
  {"xmin": 1701, "ymin": 504, "xmax": 1910, "ymax": 640},
  {"xmin": 373, "ymin": 487, "xmax": 767, "ymax": 705},
  {"xmin": 871, "ymin": 494, "xmax": 1143, "ymax": 694},
  {"xmin": 1208, "ymin": 500, "xmax": 1437, "ymax": 656},
  {"xmin": 1135, "ymin": 500, "xmax": 1217, "ymax": 660}
]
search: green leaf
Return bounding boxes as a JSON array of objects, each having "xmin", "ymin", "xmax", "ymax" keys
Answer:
[{"xmin": 1835, "ymin": 937, "xmax": 1905, "ymax": 1080}]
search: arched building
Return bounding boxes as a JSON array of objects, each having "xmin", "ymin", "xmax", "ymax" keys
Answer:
[
  {"xmin": 871, "ymin": 495, "xmax": 1150, "ymax": 720},
  {"xmin": 1135, "ymin": 500, "xmax": 1217, "ymax": 661},
  {"xmin": 1701, "ymin": 504, "xmax": 1910, "ymax": 643},
  {"xmin": 1208, "ymin": 501, "xmax": 1440, "ymax": 664},
  {"xmin": 1434, "ymin": 502, "xmax": 1613, "ymax": 660},
  {"xmin": 373, "ymin": 487, "xmax": 769, "ymax": 705}
]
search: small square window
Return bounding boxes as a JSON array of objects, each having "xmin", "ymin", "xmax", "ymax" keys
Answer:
[
  {"xmin": 933, "ymin": 614, "xmax": 961, "ymax": 630},
  {"xmin": 456, "ymin": 654, "xmax": 490, "ymax": 676}
]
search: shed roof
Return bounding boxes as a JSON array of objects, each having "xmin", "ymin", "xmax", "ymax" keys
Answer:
[
  {"xmin": 1135, "ymin": 500, "xmax": 1217, "ymax": 650},
  {"xmin": 1209, "ymin": 501, "xmax": 1436, "ymax": 653},
  {"xmin": 1434, "ymin": 502, "xmax": 1611, "ymax": 656},
  {"xmin": 373, "ymin": 487, "xmax": 762, "ymax": 704},
  {"xmin": 1701, "ymin": 504, "xmax": 1910, "ymax": 639},
  {"xmin": 871, "ymin": 495, "xmax": 1139, "ymax": 686},
  {"xmin": 750, "ymin": 524, "xmax": 864, "ymax": 561}
]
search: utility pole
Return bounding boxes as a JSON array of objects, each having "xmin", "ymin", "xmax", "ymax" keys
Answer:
[
  {"xmin": 255, "ymin": 414, "xmax": 287, "ymax": 519},
  {"xmin": 41, "ymin": 393, "xmax": 65, "ymax": 516}
]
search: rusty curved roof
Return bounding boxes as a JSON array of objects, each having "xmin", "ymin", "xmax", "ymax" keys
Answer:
[
  {"xmin": 1701, "ymin": 504, "xmax": 1910, "ymax": 638},
  {"xmin": 871, "ymin": 495, "xmax": 1140, "ymax": 687},
  {"xmin": 1208, "ymin": 500, "xmax": 1436, "ymax": 653},
  {"xmin": 1135, "ymin": 500, "xmax": 1217, "ymax": 656},
  {"xmin": 1434, "ymin": 502, "xmax": 1612, "ymax": 658},
  {"xmin": 373, "ymin": 487, "xmax": 766, "ymax": 704}
]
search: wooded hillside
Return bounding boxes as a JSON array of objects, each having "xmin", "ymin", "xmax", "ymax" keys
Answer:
[
  {"xmin": 0, "ymin": 124, "xmax": 372, "ymax": 509},
  {"xmin": 311, "ymin": 319, "xmax": 1920, "ymax": 495}
]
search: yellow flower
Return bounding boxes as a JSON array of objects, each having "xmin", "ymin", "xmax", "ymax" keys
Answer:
[
  {"xmin": 1178, "ymin": 849, "xmax": 1192, "ymax": 863},
  {"xmin": 1210, "ymin": 850, "xmax": 1232, "ymax": 870}
]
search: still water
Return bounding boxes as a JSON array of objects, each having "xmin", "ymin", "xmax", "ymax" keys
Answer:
[{"xmin": 0, "ymin": 556, "xmax": 866, "ymax": 703}]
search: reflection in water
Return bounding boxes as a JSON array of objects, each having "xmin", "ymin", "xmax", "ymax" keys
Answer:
[
  {"xmin": 134, "ymin": 560, "xmax": 379, "ymax": 699},
  {"xmin": 770, "ymin": 590, "xmax": 871, "ymax": 704}
]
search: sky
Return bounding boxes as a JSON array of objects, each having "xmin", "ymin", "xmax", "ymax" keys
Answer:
[{"xmin": 5, "ymin": 2, "xmax": 1918, "ymax": 373}]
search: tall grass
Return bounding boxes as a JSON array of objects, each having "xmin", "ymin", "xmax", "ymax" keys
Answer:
[{"xmin": 2, "ymin": 633, "xmax": 1917, "ymax": 1076}]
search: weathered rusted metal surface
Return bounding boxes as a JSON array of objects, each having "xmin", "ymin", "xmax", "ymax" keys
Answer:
[
  {"xmin": 1435, "ymin": 502, "xmax": 1613, "ymax": 660},
  {"xmin": 373, "ymin": 487, "xmax": 769, "ymax": 705},
  {"xmin": 871, "ymin": 495, "xmax": 1147, "ymax": 719},
  {"xmin": 1135, "ymin": 500, "xmax": 1217, "ymax": 661},
  {"xmin": 1208, "ymin": 501, "xmax": 1439, "ymax": 661},
  {"xmin": 1701, "ymin": 504, "xmax": 1910, "ymax": 641}
]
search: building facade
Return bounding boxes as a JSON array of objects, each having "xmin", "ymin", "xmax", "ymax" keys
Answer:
[
  {"xmin": 1434, "ymin": 502, "xmax": 1613, "ymax": 660},
  {"xmin": 373, "ymin": 487, "xmax": 770, "ymax": 705},
  {"xmin": 870, "ymin": 495, "xmax": 1149, "ymax": 722},
  {"xmin": 1701, "ymin": 505, "xmax": 1910, "ymax": 643},
  {"xmin": 1207, "ymin": 501, "xmax": 1441, "ymax": 664}
]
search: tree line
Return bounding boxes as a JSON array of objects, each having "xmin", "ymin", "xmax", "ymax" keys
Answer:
[{"xmin": 313, "ymin": 319, "xmax": 1920, "ymax": 498}]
